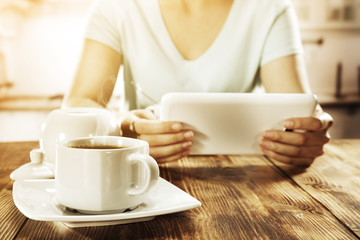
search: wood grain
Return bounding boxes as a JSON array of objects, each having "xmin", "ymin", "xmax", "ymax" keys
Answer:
[
  {"xmin": 272, "ymin": 139, "xmax": 360, "ymax": 238},
  {"xmin": 0, "ymin": 142, "xmax": 38, "ymax": 240},
  {"xmin": 11, "ymin": 147, "xmax": 357, "ymax": 239}
]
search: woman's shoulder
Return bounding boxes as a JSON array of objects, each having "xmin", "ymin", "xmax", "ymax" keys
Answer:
[
  {"xmin": 111, "ymin": 0, "xmax": 152, "ymax": 8},
  {"xmin": 237, "ymin": 0, "xmax": 293, "ymax": 17},
  {"xmin": 240, "ymin": 0, "xmax": 291, "ymax": 11},
  {"xmin": 90, "ymin": 0, "xmax": 140, "ymax": 10},
  {"xmin": 89, "ymin": 0, "xmax": 148, "ymax": 20}
]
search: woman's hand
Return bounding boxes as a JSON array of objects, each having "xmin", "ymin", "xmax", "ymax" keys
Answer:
[
  {"xmin": 259, "ymin": 110, "xmax": 333, "ymax": 167},
  {"xmin": 121, "ymin": 110, "xmax": 194, "ymax": 164}
]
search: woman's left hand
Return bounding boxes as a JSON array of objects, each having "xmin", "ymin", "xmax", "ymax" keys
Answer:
[{"xmin": 259, "ymin": 110, "xmax": 333, "ymax": 167}]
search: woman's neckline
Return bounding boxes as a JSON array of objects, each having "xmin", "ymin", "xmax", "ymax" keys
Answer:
[{"xmin": 154, "ymin": 0, "xmax": 238, "ymax": 63}]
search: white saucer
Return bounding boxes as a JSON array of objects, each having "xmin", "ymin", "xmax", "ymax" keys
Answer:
[{"xmin": 13, "ymin": 178, "xmax": 201, "ymax": 228}]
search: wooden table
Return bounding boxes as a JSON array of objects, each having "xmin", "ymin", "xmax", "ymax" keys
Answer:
[{"xmin": 0, "ymin": 140, "xmax": 359, "ymax": 239}]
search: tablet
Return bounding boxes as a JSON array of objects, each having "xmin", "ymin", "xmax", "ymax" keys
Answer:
[{"xmin": 159, "ymin": 92, "xmax": 317, "ymax": 155}]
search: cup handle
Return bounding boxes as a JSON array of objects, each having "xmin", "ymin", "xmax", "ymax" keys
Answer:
[{"xmin": 127, "ymin": 153, "xmax": 159, "ymax": 195}]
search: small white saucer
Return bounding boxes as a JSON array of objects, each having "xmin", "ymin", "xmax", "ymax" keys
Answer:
[{"xmin": 13, "ymin": 178, "xmax": 201, "ymax": 228}]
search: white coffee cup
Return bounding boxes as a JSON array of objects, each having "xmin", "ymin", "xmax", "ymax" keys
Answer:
[{"xmin": 55, "ymin": 136, "xmax": 159, "ymax": 214}]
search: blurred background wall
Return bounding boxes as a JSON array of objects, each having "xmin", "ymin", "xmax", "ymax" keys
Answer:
[
  {"xmin": 293, "ymin": 0, "xmax": 360, "ymax": 139},
  {"xmin": 0, "ymin": 0, "xmax": 359, "ymax": 141}
]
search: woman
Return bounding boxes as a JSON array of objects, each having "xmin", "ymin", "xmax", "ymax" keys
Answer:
[{"xmin": 62, "ymin": 0, "xmax": 333, "ymax": 166}]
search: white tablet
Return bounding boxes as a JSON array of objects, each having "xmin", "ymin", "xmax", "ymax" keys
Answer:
[{"xmin": 160, "ymin": 92, "xmax": 317, "ymax": 155}]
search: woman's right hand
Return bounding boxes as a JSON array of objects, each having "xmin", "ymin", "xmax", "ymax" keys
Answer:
[{"xmin": 121, "ymin": 110, "xmax": 194, "ymax": 164}]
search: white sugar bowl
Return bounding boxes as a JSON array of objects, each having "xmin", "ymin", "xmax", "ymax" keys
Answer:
[{"xmin": 10, "ymin": 108, "xmax": 120, "ymax": 180}]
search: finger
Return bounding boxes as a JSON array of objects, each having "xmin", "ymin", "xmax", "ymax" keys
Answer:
[
  {"xmin": 139, "ymin": 131, "xmax": 194, "ymax": 146},
  {"xmin": 150, "ymin": 141, "xmax": 192, "ymax": 159},
  {"xmin": 134, "ymin": 120, "xmax": 183, "ymax": 135},
  {"xmin": 262, "ymin": 149, "xmax": 315, "ymax": 167},
  {"xmin": 259, "ymin": 139, "xmax": 324, "ymax": 158},
  {"xmin": 262, "ymin": 130, "xmax": 330, "ymax": 146},
  {"xmin": 156, "ymin": 150, "xmax": 191, "ymax": 164},
  {"xmin": 284, "ymin": 117, "xmax": 324, "ymax": 131}
]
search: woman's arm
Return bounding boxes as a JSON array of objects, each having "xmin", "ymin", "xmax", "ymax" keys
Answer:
[
  {"xmin": 261, "ymin": 54, "xmax": 311, "ymax": 93},
  {"xmin": 260, "ymin": 54, "xmax": 333, "ymax": 167},
  {"xmin": 62, "ymin": 39, "xmax": 122, "ymax": 108}
]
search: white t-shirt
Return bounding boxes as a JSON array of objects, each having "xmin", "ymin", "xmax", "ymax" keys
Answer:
[{"xmin": 85, "ymin": 0, "xmax": 303, "ymax": 110}]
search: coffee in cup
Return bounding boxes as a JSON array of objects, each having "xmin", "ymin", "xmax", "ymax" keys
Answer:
[
  {"xmin": 69, "ymin": 145, "xmax": 128, "ymax": 149},
  {"xmin": 55, "ymin": 136, "xmax": 159, "ymax": 214}
]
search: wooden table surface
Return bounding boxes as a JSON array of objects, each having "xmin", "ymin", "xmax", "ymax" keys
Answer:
[{"xmin": 0, "ymin": 140, "xmax": 359, "ymax": 239}]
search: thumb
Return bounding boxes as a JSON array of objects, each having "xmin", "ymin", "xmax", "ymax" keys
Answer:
[
  {"xmin": 133, "ymin": 109, "xmax": 157, "ymax": 120},
  {"xmin": 121, "ymin": 110, "xmax": 155, "ymax": 137},
  {"xmin": 314, "ymin": 111, "xmax": 333, "ymax": 131}
]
